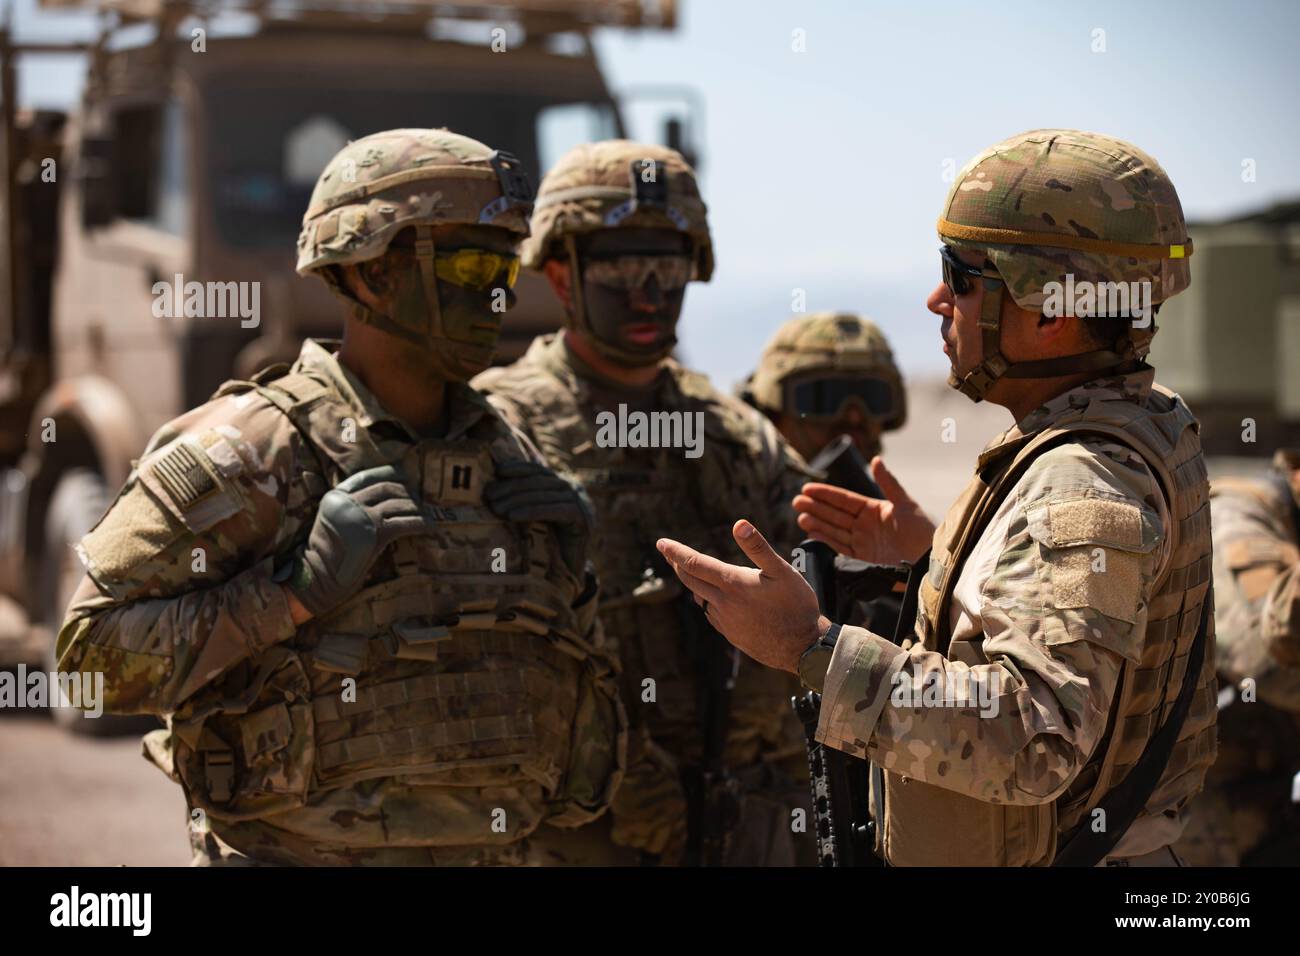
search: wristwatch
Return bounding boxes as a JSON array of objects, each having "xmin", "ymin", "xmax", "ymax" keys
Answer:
[{"xmin": 796, "ymin": 622, "xmax": 842, "ymax": 694}]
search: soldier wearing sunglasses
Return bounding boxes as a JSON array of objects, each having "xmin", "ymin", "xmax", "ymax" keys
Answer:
[
  {"xmin": 475, "ymin": 140, "xmax": 815, "ymax": 866},
  {"xmin": 56, "ymin": 129, "xmax": 627, "ymax": 866},
  {"xmin": 658, "ymin": 129, "xmax": 1217, "ymax": 867}
]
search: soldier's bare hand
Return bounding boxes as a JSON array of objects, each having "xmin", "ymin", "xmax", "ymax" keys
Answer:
[
  {"xmin": 657, "ymin": 520, "xmax": 827, "ymax": 675},
  {"xmin": 793, "ymin": 456, "xmax": 933, "ymax": 564}
]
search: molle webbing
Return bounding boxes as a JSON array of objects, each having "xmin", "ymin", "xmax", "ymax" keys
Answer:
[
  {"xmin": 317, "ymin": 712, "xmax": 540, "ymax": 775},
  {"xmin": 311, "ymin": 668, "xmax": 532, "ymax": 723}
]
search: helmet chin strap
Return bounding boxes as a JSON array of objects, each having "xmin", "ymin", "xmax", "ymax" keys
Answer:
[
  {"xmin": 414, "ymin": 224, "xmax": 494, "ymax": 378},
  {"xmin": 950, "ymin": 274, "xmax": 1136, "ymax": 403},
  {"xmin": 563, "ymin": 235, "xmax": 677, "ymax": 368},
  {"xmin": 414, "ymin": 224, "xmax": 443, "ymax": 342},
  {"xmin": 324, "ymin": 226, "xmax": 493, "ymax": 378}
]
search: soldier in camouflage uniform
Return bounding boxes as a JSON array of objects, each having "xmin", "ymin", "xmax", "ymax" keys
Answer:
[
  {"xmin": 55, "ymin": 128, "xmax": 626, "ymax": 866},
  {"xmin": 740, "ymin": 313, "xmax": 909, "ymax": 638},
  {"xmin": 660, "ymin": 129, "xmax": 1218, "ymax": 866},
  {"xmin": 739, "ymin": 312, "xmax": 906, "ymax": 463},
  {"xmin": 1176, "ymin": 449, "xmax": 1300, "ymax": 865},
  {"xmin": 473, "ymin": 140, "xmax": 814, "ymax": 865}
]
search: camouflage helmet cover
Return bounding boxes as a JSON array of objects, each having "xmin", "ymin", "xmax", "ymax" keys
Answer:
[
  {"xmin": 521, "ymin": 139, "xmax": 713, "ymax": 281},
  {"xmin": 747, "ymin": 312, "xmax": 906, "ymax": 430},
  {"xmin": 295, "ymin": 128, "xmax": 532, "ymax": 275},
  {"xmin": 938, "ymin": 128, "xmax": 1192, "ymax": 313},
  {"xmin": 936, "ymin": 129, "xmax": 1193, "ymax": 400}
]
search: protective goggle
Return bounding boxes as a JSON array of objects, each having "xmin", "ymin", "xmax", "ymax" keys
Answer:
[
  {"xmin": 434, "ymin": 248, "xmax": 521, "ymax": 291},
  {"xmin": 582, "ymin": 254, "xmax": 695, "ymax": 292},
  {"xmin": 940, "ymin": 244, "xmax": 998, "ymax": 297},
  {"xmin": 785, "ymin": 374, "xmax": 899, "ymax": 422}
]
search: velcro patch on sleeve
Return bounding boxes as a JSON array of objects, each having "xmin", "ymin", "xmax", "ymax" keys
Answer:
[
  {"xmin": 78, "ymin": 481, "xmax": 186, "ymax": 600},
  {"xmin": 1048, "ymin": 547, "xmax": 1143, "ymax": 623},
  {"xmin": 1046, "ymin": 497, "xmax": 1145, "ymax": 550},
  {"xmin": 1026, "ymin": 493, "xmax": 1161, "ymax": 553},
  {"xmin": 1025, "ymin": 494, "xmax": 1161, "ymax": 626}
]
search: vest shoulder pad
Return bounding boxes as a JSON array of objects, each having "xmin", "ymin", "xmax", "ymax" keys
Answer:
[{"xmin": 668, "ymin": 364, "xmax": 766, "ymax": 451}]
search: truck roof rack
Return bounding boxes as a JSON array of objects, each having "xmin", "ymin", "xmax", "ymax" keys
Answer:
[{"xmin": 35, "ymin": 0, "xmax": 677, "ymax": 33}]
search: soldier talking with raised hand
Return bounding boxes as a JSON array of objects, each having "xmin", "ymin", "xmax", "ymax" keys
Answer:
[
  {"xmin": 1175, "ymin": 449, "xmax": 1300, "ymax": 865},
  {"xmin": 658, "ymin": 129, "xmax": 1218, "ymax": 866},
  {"xmin": 739, "ymin": 312, "xmax": 906, "ymax": 465},
  {"xmin": 740, "ymin": 312, "xmax": 909, "ymax": 636},
  {"xmin": 54, "ymin": 129, "xmax": 626, "ymax": 866},
  {"xmin": 474, "ymin": 140, "xmax": 815, "ymax": 866}
]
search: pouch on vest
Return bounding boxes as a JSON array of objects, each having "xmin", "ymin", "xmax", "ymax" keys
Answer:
[
  {"xmin": 880, "ymin": 547, "xmax": 1059, "ymax": 867},
  {"xmin": 547, "ymin": 649, "xmax": 628, "ymax": 828},
  {"xmin": 168, "ymin": 646, "xmax": 316, "ymax": 822},
  {"xmin": 881, "ymin": 771, "xmax": 1057, "ymax": 867}
]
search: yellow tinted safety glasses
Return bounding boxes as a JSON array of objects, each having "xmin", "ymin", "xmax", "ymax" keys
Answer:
[{"xmin": 434, "ymin": 249, "xmax": 521, "ymax": 291}]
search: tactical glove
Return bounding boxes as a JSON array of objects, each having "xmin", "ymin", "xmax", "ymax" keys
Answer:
[
  {"xmin": 286, "ymin": 465, "xmax": 434, "ymax": 617},
  {"xmin": 484, "ymin": 459, "xmax": 592, "ymax": 571}
]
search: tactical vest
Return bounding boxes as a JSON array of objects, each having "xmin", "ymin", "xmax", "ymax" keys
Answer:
[
  {"xmin": 509, "ymin": 342, "xmax": 791, "ymax": 764},
  {"xmin": 155, "ymin": 362, "xmax": 626, "ymax": 849},
  {"xmin": 881, "ymin": 382, "xmax": 1218, "ymax": 866}
]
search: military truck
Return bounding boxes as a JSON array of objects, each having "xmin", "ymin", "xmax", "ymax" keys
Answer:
[
  {"xmin": 1149, "ymin": 198, "xmax": 1300, "ymax": 457},
  {"xmin": 0, "ymin": 0, "xmax": 701, "ymax": 730}
]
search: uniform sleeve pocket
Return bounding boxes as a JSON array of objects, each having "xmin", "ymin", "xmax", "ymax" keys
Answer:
[{"xmin": 1025, "ymin": 492, "xmax": 1161, "ymax": 630}]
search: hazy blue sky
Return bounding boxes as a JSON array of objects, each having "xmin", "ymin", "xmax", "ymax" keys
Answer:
[{"xmin": 10, "ymin": 0, "xmax": 1300, "ymax": 388}]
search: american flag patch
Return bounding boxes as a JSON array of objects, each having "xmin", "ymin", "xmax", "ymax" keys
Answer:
[{"xmin": 151, "ymin": 443, "xmax": 217, "ymax": 509}]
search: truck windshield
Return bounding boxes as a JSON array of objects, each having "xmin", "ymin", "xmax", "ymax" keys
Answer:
[{"xmin": 207, "ymin": 85, "xmax": 617, "ymax": 249}]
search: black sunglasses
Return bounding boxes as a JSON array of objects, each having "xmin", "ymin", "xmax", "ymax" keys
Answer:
[{"xmin": 940, "ymin": 245, "xmax": 997, "ymax": 296}]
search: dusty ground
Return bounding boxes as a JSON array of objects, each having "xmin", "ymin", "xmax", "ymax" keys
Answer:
[
  {"xmin": 0, "ymin": 710, "xmax": 189, "ymax": 866},
  {"xmin": 0, "ymin": 378, "xmax": 1272, "ymax": 866}
]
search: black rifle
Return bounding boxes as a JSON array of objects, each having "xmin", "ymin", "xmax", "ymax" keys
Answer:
[
  {"xmin": 677, "ymin": 593, "xmax": 740, "ymax": 866},
  {"xmin": 807, "ymin": 433, "xmax": 885, "ymax": 500},
  {"xmin": 792, "ymin": 538, "xmax": 877, "ymax": 866},
  {"xmin": 793, "ymin": 434, "xmax": 911, "ymax": 866}
]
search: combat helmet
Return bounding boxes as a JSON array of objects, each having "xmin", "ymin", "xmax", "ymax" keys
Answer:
[
  {"xmin": 938, "ymin": 129, "xmax": 1193, "ymax": 401},
  {"xmin": 296, "ymin": 128, "xmax": 533, "ymax": 377},
  {"xmin": 743, "ymin": 312, "xmax": 906, "ymax": 430},
  {"xmin": 522, "ymin": 139, "xmax": 712, "ymax": 364}
]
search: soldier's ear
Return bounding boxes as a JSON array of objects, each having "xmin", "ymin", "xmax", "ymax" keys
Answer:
[
  {"xmin": 542, "ymin": 258, "xmax": 572, "ymax": 311},
  {"xmin": 343, "ymin": 259, "xmax": 393, "ymax": 307}
]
